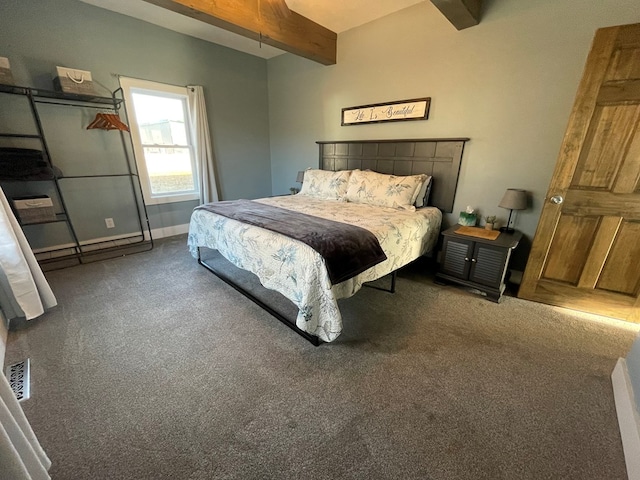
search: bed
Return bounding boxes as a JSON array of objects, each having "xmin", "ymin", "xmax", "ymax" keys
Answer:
[{"xmin": 187, "ymin": 138, "xmax": 468, "ymax": 344}]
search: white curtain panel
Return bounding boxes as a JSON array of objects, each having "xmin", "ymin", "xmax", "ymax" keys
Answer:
[
  {"xmin": 0, "ymin": 373, "xmax": 51, "ymax": 480},
  {"xmin": 187, "ymin": 86, "xmax": 219, "ymax": 204},
  {"xmin": 0, "ymin": 188, "xmax": 56, "ymax": 320},
  {"xmin": 0, "ymin": 187, "xmax": 52, "ymax": 478}
]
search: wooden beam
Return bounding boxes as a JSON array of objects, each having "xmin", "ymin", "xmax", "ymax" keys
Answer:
[
  {"xmin": 430, "ymin": 0, "xmax": 482, "ymax": 30},
  {"xmin": 142, "ymin": 0, "xmax": 337, "ymax": 65}
]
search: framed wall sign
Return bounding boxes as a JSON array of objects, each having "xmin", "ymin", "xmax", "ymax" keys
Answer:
[{"xmin": 341, "ymin": 97, "xmax": 431, "ymax": 126}]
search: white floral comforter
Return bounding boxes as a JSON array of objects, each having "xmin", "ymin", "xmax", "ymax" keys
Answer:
[{"xmin": 187, "ymin": 195, "xmax": 441, "ymax": 342}]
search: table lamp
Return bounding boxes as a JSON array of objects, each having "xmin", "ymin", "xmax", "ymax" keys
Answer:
[{"xmin": 498, "ymin": 189, "xmax": 527, "ymax": 233}]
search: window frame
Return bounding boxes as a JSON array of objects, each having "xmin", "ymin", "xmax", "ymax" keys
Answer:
[{"xmin": 119, "ymin": 77, "xmax": 199, "ymax": 205}]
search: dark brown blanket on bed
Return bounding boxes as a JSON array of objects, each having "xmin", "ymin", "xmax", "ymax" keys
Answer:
[{"xmin": 195, "ymin": 199, "xmax": 387, "ymax": 285}]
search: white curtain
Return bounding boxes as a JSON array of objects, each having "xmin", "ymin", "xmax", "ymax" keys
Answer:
[
  {"xmin": 0, "ymin": 186, "xmax": 53, "ymax": 478},
  {"xmin": 0, "ymin": 188, "xmax": 56, "ymax": 320},
  {"xmin": 0, "ymin": 373, "xmax": 51, "ymax": 480},
  {"xmin": 187, "ymin": 85, "xmax": 219, "ymax": 204}
]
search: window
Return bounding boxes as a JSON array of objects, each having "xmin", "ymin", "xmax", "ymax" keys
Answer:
[{"xmin": 119, "ymin": 77, "xmax": 199, "ymax": 205}]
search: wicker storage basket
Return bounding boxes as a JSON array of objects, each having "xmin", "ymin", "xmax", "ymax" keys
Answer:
[
  {"xmin": 53, "ymin": 66, "xmax": 96, "ymax": 96},
  {"xmin": 0, "ymin": 57, "xmax": 14, "ymax": 85},
  {"xmin": 12, "ymin": 196, "xmax": 56, "ymax": 224}
]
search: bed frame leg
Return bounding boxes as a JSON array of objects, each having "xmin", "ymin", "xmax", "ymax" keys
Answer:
[
  {"xmin": 364, "ymin": 270, "xmax": 397, "ymax": 293},
  {"xmin": 196, "ymin": 247, "xmax": 320, "ymax": 346}
]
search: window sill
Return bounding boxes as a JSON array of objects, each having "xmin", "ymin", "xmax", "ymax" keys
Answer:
[{"xmin": 144, "ymin": 193, "xmax": 200, "ymax": 205}]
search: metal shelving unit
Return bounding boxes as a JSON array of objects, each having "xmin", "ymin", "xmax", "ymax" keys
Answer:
[{"xmin": 0, "ymin": 83, "xmax": 153, "ymax": 269}]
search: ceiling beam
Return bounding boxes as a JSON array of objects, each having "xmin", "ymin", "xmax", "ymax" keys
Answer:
[
  {"xmin": 430, "ymin": 0, "xmax": 482, "ymax": 30},
  {"xmin": 142, "ymin": 0, "xmax": 337, "ymax": 65}
]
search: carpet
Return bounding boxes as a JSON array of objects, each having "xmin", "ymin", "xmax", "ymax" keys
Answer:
[{"xmin": 5, "ymin": 234, "xmax": 638, "ymax": 479}]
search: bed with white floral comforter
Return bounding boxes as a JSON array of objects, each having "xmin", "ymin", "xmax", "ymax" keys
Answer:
[{"xmin": 188, "ymin": 194, "xmax": 441, "ymax": 343}]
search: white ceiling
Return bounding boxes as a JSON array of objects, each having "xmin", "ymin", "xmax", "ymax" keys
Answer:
[
  {"xmin": 78, "ymin": 0, "xmax": 426, "ymax": 60},
  {"xmin": 285, "ymin": 0, "xmax": 425, "ymax": 34}
]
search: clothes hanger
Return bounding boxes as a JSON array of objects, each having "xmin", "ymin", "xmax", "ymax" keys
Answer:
[
  {"xmin": 86, "ymin": 112, "xmax": 108, "ymax": 130},
  {"xmin": 105, "ymin": 113, "xmax": 130, "ymax": 131},
  {"xmin": 86, "ymin": 111, "xmax": 130, "ymax": 132}
]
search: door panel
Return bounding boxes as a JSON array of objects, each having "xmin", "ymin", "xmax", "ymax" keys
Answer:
[
  {"xmin": 614, "ymin": 126, "xmax": 640, "ymax": 193},
  {"xmin": 571, "ymin": 105, "xmax": 640, "ymax": 189},
  {"xmin": 519, "ymin": 23, "xmax": 640, "ymax": 322},
  {"xmin": 606, "ymin": 47, "xmax": 640, "ymax": 80},
  {"xmin": 575, "ymin": 216, "xmax": 621, "ymax": 289},
  {"xmin": 597, "ymin": 221, "xmax": 640, "ymax": 295},
  {"xmin": 541, "ymin": 215, "xmax": 599, "ymax": 285}
]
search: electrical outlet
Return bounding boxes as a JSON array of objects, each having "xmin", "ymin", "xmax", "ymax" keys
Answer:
[{"xmin": 105, "ymin": 218, "xmax": 115, "ymax": 229}]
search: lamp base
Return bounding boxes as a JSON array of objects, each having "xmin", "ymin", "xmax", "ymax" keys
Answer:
[{"xmin": 499, "ymin": 226, "xmax": 515, "ymax": 233}]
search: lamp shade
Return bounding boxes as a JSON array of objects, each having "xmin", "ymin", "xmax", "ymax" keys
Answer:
[
  {"xmin": 296, "ymin": 171, "xmax": 305, "ymax": 183},
  {"xmin": 499, "ymin": 189, "xmax": 527, "ymax": 210}
]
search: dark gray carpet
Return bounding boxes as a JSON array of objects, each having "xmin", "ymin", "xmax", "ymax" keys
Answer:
[{"xmin": 5, "ymin": 234, "xmax": 638, "ymax": 480}]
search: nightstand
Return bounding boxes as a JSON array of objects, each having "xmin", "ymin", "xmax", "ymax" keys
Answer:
[{"xmin": 435, "ymin": 225, "xmax": 522, "ymax": 303}]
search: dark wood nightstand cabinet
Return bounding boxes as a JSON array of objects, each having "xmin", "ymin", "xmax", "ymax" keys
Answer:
[{"xmin": 435, "ymin": 225, "xmax": 522, "ymax": 303}]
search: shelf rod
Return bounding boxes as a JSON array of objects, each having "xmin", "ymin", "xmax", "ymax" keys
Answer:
[
  {"xmin": 33, "ymin": 99, "xmax": 118, "ymax": 110},
  {"xmin": 19, "ymin": 214, "xmax": 67, "ymax": 227},
  {"xmin": 58, "ymin": 174, "xmax": 140, "ymax": 179},
  {"xmin": 0, "ymin": 133, "xmax": 41, "ymax": 138}
]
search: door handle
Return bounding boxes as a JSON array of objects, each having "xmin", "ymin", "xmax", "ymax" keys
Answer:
[{"xmin": 550, "ymin": 195, "xmax": 564, "ymax": 204}]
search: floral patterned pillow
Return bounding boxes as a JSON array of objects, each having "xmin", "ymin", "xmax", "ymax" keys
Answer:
[
  {"xmin": 345, "ymin": 170, "xmax": 427, "ymax": 209},
  {"xmin": 298, "ymin": 169, "xmax": 352, "ymax": 200}
]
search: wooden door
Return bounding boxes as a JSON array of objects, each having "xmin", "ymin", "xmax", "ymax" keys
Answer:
[{"xmin": 519, "ymin": 23, "xmax": 640, "ymax": 323}]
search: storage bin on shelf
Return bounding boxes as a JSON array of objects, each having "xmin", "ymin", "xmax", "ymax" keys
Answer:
[{"xmin": 12, "ymin": 195, "xmax": 56, "ymax": 224}]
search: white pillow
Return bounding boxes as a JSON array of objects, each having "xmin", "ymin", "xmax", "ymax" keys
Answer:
[
  {"xmin": 345, "ymin": 170, "xmax": 426, "ymax": 209},
  {"xmin": 298, "ymin": 169, "xmax": 351, "ymax": 200},
  {"xmin": 414, "ymin": 175, "xmax": 433, "ymax": 208}
]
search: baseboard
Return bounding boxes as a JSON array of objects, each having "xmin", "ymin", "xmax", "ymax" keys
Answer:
[
  {"xmin": 32, "ymin": 231, "xmax": 145, "ymax": 254},
  {"xmin": 612, "ymin": 358, "xmax": 640, "ymax": 480},
  {"xmin": 31, "ymin": 223, "xmax": 190, "ymax": 256},
  {"xmin": 150, "ymin": 223, "xmax": 189, "ymax": 239}
]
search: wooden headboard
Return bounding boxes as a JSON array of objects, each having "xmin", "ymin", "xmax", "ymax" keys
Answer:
[{"xmin": 317, "ymin": 138, "xmax": 468, "ymax": 213}]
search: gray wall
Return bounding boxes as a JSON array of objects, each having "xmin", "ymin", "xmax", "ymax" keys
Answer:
[
  {"xmin": 267, "ymin": 0, "xmax": 640, "ymax": 269},
  {"xmin": 0, "ymin": 0, "xmax": 271, "ymax": 245}
]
